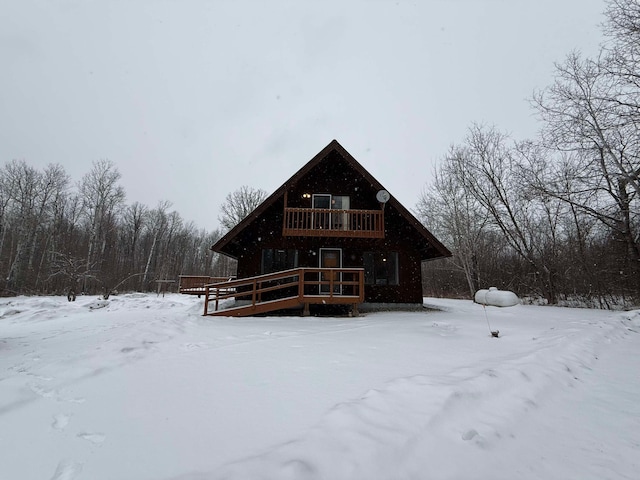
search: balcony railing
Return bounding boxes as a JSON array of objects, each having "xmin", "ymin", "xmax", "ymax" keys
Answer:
[{"xmin": 283, "ymin": 207, "xmax": 384, "ymax": 238}]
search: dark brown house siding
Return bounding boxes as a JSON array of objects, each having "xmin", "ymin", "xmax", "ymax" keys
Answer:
[{"xmin": 212, "ymin": 140, "xmax": 451, "ymax": 307}]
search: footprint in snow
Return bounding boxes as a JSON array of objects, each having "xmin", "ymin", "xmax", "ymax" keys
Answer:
[
  {"xmin": 182, "ymin": 342, "xmax": 208, "ymax": 351},
  {"xmin": 77, "ymin": 432, "xmax": 106, "ymax": 444},
  {"xmin": 30, "ymin": 383, "xmax": 86, "ymax": 404},
  {"xmin": 462, "ymin": 429, "xmax": 489, "ymax": 448},
  {"xmin": 52, "ymin": 413, "xmax": 71, "ymax": 431},
  {"xmin": 50, "ymin": 460, "xmax": 83, "ymax": 480},
  {"xmin": 462, "ymin": 429, "xmax": 479, "ymax": 441},
  {"xmin": 10, "ymin": 364, "xmax": 28, "ymax": 373},
  {"xmin": 30, "ymin": 383, "xmax": 56, "ymax": 399},
  {"xmin": 26, "ymin": 372, "xmax": 53, "ymax": 381}
]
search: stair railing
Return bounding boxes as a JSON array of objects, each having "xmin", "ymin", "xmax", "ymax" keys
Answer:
[{"xmin": 204, "ymin": 267, "xmax": 364, "ymax": 315}]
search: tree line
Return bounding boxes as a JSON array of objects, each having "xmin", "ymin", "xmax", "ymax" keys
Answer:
[
  {"xmin": 0, "ymin": 159, "xmax": 259, "ymax": 297},
  {"xmin": 419, "ymin": 0, "xmax": 640, "ymax": 308}
]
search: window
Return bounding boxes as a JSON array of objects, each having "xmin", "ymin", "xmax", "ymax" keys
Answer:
[
  {"xmin": 363, "ymin": 252, "xmax": 398, "ymax": 285},
  {"xmin": 331, "ymin": 196, "xmax": 350, "ymax": 210},
  {"xmin": 312, "ymin": 194, "xmax": 331, "ymax": 229},
  {"xmin": 261, "ymin": 249, "xmax": 298, "ymax": 274},
  {"xmin": 331, "ymin": 196, "xmax": 350, "ymax": 230},
  {"xmin": 310, "ymin": 194, "xmax": 351, "ymax": 230},
  {"xmin": 312, "ymin": 194, "xmax": 331, "ymax": 209}
]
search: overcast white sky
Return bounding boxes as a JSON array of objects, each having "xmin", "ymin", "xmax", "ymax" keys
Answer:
[{"xmin": 1, "ymin": 0, "xmax": 606, "ymax": 231}]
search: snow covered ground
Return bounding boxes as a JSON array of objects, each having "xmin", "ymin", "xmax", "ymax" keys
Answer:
[{"xmin": 1, "ymin": 293, "xmax": 639, "ymax": 480}]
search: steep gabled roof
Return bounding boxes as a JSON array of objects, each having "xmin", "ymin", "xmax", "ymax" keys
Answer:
[{"xmin": 211, "ymin": 139, "xmax": 451, "ymax": 259}]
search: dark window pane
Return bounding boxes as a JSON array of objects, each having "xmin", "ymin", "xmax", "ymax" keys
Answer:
[
  {"xmin": 313, "ymin": 194, "xmax": 331, "ymax": 209},
  {"xmin": 388, "ymin": 252, "xmax": 399, "ymax": 285},
  {"xmin": 261, "ymin": 249, "xmax": 298, "ymax": 274},
  {"xmin": 363, "ymin": 252, "xmax": 375, "ymax": 284},
  {"xmin": 363, "ymin": 251, "xmax": 399, "ymax": 285}
]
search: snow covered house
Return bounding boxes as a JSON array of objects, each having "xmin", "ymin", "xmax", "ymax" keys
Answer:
[{"xmin": 208, "ymin": 140, "xmax": 450, "ymax": 316}]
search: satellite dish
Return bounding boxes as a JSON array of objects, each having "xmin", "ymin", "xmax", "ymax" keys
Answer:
[{"xmin": 376, "ymin": 190, "xmax": 390, "ymax": 203}]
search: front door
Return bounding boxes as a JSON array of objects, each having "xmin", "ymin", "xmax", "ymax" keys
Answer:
[{"xmin": 319, "ymin": 248, "xmax": 342, "ymax": 294}]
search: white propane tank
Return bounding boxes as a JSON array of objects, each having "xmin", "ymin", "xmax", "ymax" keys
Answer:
[{"xmin": 474, "ymin": 286, "xmax": 520, "ymax": 307}]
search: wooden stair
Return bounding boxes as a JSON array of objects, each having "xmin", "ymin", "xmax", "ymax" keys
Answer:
[{"xmin": 203, "ymin": 268, "xmax": 364, "ymax": 317}]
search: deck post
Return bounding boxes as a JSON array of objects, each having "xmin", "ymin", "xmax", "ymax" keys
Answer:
[
  {"xmin": 329, "ymin": 269, "xmax": 334, "ymax": 298},
  {"xmin": 252, "ymin": 279, "xmax": 257, "ymax": 307},
  {"xmin": 303, "ymin": 302, "xmax": 310, "ymax": 316},
  {"xmin": 203, "ymin": 286, "xmax": 209, "ymax": 316}
]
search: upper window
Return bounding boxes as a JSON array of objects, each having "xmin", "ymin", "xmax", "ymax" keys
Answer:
[
  {"xmin": 331, "ymin": 196, "xmax": 350, "ymax": 210},
  {"xmin": 261, "ymin": 249, "xmax": 298, "ymax": 274},
  {"xmin": 310, "ymin": 194, "xmax": 350, "ymax": 210},
  {"xmin": 363, "ymin": 251, "xmax": 398, "ymax": 285},
  {"xmin": 310, "ymin": 194, "xmax": 351, "ymax": 230},
  {"xmin": 312, "ymin": 194, "xmax": 331, "ymax": 209}
]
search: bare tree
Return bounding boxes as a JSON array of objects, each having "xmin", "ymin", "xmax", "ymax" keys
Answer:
[
  {"xmin": 449, "ymin": 125, "xmax": 567, "ymax": 304},
  {"xmin": 416, "ymin": 147, "xmax": 491, "ymax": 297},
  {"xmin": 603, "ymin": 0, "xmax": 640, "ymax": 96},
  {"xmin": 141, "ymin": 200, "xmax": 171, "ymax": 288},
  {"xmin": 48, "ymin": 252, "xmax": 95, "ymax": 300},
  {"xmin": 532, "ymin": 2, "xmax": 640, "ymax": 295},
  {"xmin": 2, "ymin": 160, "xmax": 44, "ymax": 291},
  {"xmin": 121, "ymin": 202, "xmax": 148, "ymax": 273},
  {"xmin": 78, "ymin": 159, "xmax": 125, "ymax": 291},
  {"xmin": 218, "ymin": 185, "xmax": 268, "ymax": 230},
  {"xmin": 31, "ymin": 164, "xmax": 70, "ymax": 290}
]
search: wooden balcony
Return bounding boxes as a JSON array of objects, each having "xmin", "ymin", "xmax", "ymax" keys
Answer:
[{"xmin": 283, "ymin": 207, "xmax": 384, "ymax": 238}]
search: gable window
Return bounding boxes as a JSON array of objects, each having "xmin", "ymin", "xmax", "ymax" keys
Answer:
[
  {"xmin": 363, "ymin": 251, "xmax": 399, "ymax": 285},
  {"xmin": 261, "ymin": 249, "xmax": 299, "ymax": 274}
]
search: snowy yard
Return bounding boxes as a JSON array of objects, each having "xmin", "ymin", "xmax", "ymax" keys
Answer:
[{"xmin": 1, "ymin": 293, "xmax": 639, "ymax": 480}]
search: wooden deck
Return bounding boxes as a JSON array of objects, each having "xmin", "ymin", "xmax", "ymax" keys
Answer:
[
  {"xmin": 178, "ymin": 276, "xmax": 235, "ymax": 296},
  {"xmin": 283, "ymin": 207, "xmax": 384, "ymax": 238},
  {"xmin": 203, "ymin": 267, "xmax": 365, "ymax": 317}
]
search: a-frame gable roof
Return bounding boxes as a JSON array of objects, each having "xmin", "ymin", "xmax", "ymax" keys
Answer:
[{"xmin": 211, "ymin": 139, "xmax": 451, "ymax": 259}]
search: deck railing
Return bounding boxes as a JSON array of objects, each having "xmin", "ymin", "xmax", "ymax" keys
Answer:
[
  {"xmin": 204, "ymin": 267, "xmax": 365, "ymax": 316},
  {"xmin": 283, "ymin": 208, "xmax": 384, "ymax": 238},
  {"xmin": 179, "ymin": 275, "xmax": 235, "ymax": 295}
]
